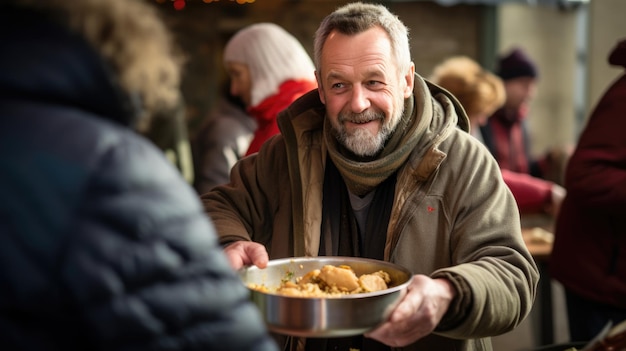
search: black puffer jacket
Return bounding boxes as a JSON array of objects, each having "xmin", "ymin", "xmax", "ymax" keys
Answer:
[{"xmin": 0, "ymin": 6, "xmax": 277, "ymax": 351}]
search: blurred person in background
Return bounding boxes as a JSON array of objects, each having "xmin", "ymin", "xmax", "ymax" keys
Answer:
[
  {"xmin": 550, "ymin": 38, "xmax": 626, "ymax": 343},
  {"xmin": 0, "ymin": 1, "xmax": 278, "ymax": 350},
  {"xmin": 203, "ymin": 2, "xmax": 539, "ymax": 350},
  {"xmin": 192, "ymin": 79, "xmax": 256, "ymax": 193},
  {"xmin": 480, "ymin": 47, "xmax": 570, "ymax": 187},
  {"xmin": 223, "ymin": 22, "xmax": 317, "ymax": 157},
  {"xmin": 430, "ymin": 55, "xmax": 565, "ymax": 217},
  {"xmin": 430, "ymin": 56, "xmax": 505, "ymax": 141},
  {"xmin": 142, "ymin": 94, "xmax": 195, "ymax": 184}
]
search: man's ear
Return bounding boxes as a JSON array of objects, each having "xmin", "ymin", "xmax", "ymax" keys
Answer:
[
  {"xmin": 315, "ymin": 70, "xmax": 326, "ymax": 104},
  {"xmin": 403, "ymin": 63, "xmax": 415, "ymax": 98}
]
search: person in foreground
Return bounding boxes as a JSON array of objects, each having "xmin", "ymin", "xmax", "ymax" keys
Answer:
[
  {"xmin": 203, "ymin": 2, "xmax": 539, "ymax": 351},
  {"xmin": 0, "ymin": 1, "xmax": 277, "ymax": 350},
  {"xmin": 429, "ymin": 55, "xmax": 565, "ymax": 217},
  {"xmin": 550, "ymin": 38, "xmax": 626, "ymax": 343}
]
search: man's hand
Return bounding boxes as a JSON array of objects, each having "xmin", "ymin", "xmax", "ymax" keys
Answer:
[
  {"xmin": 365, "ymin": 275, "xmax": 456, "ymax": 347},
  {"xmin": 223, "ymin": 241, "xmax": 269, "ymax": 270}
]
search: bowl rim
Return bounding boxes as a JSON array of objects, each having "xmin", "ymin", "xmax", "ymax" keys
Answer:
[{"xmin": 239, "ymin": 256, "xmax": 414, "ymax": 299}]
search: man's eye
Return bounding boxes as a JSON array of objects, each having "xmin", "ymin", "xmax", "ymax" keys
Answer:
[
  {"xmin": 367, "ymin": 80, "xmax": 382, "ymax": 87},
  {"xmin": 332, "ymin": 82, "xmax": 345, "ymax": 89}
]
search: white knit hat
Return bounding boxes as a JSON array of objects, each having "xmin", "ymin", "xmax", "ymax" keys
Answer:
[{"xmin": 223, "ymin": 23, "xmax": 316, "ymax": 107}]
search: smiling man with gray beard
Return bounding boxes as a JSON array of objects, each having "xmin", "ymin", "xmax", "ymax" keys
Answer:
[{"xmin": 203, "ymin": 2, "xmax": 539, "ymax": 351}]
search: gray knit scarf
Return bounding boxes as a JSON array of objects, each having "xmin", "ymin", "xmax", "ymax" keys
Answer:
[{"xmin": 324, "ymin": 94, "xmax": 420, "ymax": 196}]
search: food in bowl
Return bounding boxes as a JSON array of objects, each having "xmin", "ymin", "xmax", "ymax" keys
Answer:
[
  {"xmin": 247, "ymin": 264, "xmax": 391, "ymax": 297},
  {"xmin": 239, "ymin": 256, "xmax": 413, "ymax": 337}
]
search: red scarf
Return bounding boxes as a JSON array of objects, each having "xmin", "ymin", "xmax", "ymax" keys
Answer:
[{"xmin": 245, "ymin": 79, "xmax": 317, "ymax": 156}]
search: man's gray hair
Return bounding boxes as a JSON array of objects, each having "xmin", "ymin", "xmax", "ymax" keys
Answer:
[{"xmin": 314, "ymin": 2, "xmax": 412, "ymax": 77}]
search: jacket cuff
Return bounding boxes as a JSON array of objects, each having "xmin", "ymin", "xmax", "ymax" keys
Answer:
[{"xmin": 432, "ymin": 271, "xmax": 473, "ymax": 331}]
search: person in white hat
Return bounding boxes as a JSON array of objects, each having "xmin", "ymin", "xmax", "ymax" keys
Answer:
[{"xmin": 223, "ymin": 22, "xmax": 317, "ymax": 156}]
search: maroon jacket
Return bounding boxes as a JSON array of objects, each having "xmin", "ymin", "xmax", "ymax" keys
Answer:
[{"xmin": 550, "ymin": 39, "xmax": 626, "ymax": 308}]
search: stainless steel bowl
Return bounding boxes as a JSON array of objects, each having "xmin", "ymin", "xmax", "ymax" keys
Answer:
[{"xmin": 238, "ymin": 256, "xmax": 413, "ymax": 337}]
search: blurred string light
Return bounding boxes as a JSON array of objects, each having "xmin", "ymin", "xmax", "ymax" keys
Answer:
[{"xmin": 155, "ymin": 0, "xmax": 256, "ymax": 11}]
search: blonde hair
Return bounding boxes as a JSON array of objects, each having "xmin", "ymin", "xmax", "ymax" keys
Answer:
[
  {"xmin": 429, "ymin": 56, "xmax": 505, "ymax": 119},
  {"xmin": 14, "ymin": 0, "xmax": 184, "ymax": 132}
]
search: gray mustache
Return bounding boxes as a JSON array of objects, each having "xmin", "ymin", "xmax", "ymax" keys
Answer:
[{"xmin": 339, "ymin": 110, "xmax": 385, "ymax": 124}]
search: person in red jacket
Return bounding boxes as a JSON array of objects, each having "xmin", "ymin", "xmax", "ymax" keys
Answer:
[
  {"xmin": 480, "ymin": 48, "xmax": 541, "ymax": 175},
  {"xmin": 223, "ymin": 23, "xmax": 318, "ymax": 156},
  {"xmin": 429, "ymin": 55, "xmax": 565, "ymax": 216},
  {"xmin": 550, "ymin": 38, "xmax": 626, "ymax": 343}
]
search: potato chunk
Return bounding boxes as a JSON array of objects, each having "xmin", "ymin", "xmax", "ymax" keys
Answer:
[
  {"xmin": 317, "ymin": 265, "xmax": 360, "ymax": 292},
  {"xmin": 358, "ymin": 271, "xmax": 390, "ymax": 292}
]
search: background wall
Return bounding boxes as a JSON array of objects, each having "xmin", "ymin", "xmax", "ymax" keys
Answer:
[{"xmin": 587, "ymin": 0, "xmax": 626, "ymax": 120}]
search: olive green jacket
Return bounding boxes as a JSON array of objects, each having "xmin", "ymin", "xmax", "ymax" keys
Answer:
[{"xmin": 203, "ymin": 74, "xmax": 539, "ymax": 351}]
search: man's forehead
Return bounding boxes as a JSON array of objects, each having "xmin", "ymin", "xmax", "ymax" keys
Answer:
[{"xmin": 321, "ymin": 28, "xmax": 393, "ymax": 64}]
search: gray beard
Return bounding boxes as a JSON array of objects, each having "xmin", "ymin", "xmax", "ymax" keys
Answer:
[
  {"xmin": 337, "ymin": 124, "xmax": 390, "ymax": 157},
  {"xmin": 335, "ymin": 107, "xmax": 402, "ymax": 157}
]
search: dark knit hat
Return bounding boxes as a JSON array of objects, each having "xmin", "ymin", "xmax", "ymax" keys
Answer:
[
  {"xmin": 608, "ymin": 38, "xmax": 626, "ymax": 68},
  {"xmin": 496, "ymin": 48, "xmax": 538, "ymax": 81}
]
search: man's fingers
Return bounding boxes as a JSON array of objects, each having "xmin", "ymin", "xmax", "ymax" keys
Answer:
[
  {"xmin": 224, "ymin": 241, "xmax": 269, "ymax": 269},
  {"xmin": 246, "ymin": 243, "xmax": 269, "ymax": 268}
]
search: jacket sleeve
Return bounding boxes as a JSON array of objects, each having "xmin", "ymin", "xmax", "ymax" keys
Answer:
[
  {"xmin": 201, "ymin": 134, "xmax": 290, "ymax": 249},
  {"xmin": 62, "ymin": 134, "xmax": 278, "ymax": 351},
  {"xmin": 501, "ymin": 168, "xmax": 553, "ymax": 214},
  {"xmin": 431, "ymin": 134, "xmax": 539, "ymax": 339}
]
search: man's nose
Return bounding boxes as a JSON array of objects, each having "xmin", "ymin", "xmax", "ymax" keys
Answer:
[{"xmin": 350, "ymin": 85, "xmax": 371, "ymax": 113}]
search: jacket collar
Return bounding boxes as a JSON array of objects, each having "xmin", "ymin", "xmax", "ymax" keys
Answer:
[{"xmin": 277, "ymin": 73, "xmax": 469, "ymax": 182}]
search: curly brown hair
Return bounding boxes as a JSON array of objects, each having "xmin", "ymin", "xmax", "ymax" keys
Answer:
[
  {"xmin": 429, "ymin": 56, "xmax": 505, "ymax": 120},
  {"xmin": 13, "ymin": 0, "xmax": 184, "ymax": 132}
]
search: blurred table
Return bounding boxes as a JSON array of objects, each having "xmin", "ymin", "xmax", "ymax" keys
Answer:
[
  {"xmin": 523, "ymin": 227, "xmax": 553, "ymax": 260},
  {"xmin": 522, "ymin": 226, "xmax": 555, "ymax": 346}
]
